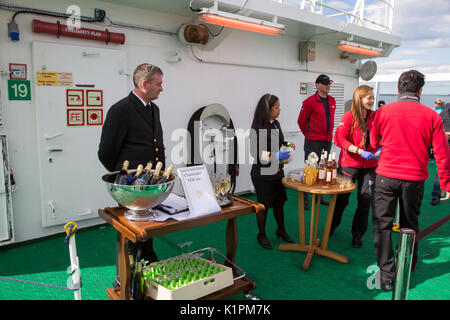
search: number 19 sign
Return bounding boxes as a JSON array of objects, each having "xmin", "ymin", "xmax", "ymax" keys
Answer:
[{"xmin": 8, "ymin": 80, "xmax": 31, "ymax": 101}]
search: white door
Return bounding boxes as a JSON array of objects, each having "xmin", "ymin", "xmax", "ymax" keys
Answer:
[{"xmin": 32, "ymin": 42, "xmax": 127, "ymax": 227}]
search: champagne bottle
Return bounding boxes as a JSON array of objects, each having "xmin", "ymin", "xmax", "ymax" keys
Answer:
[
  {"xmin": 130, "ymin": 164, "xmax": 144, "ymax": 185},
  {"xmin": 114, "ymin": 160, "xmax": 130, "ymax": 185},
  {"xmin": 157, "ymin": 164, "xmax": 174, "ymax": 184},
  {"xmin": 149, "ymin": 161, "xmax": 163, "ymax": 185},
  {"xmin": 326, "ymin": 154, "xmax": 333, "ymax": 186},
  {"xmin": 141, "ymin": 161, "xmax": 153, "ymax": 181},
  {"xmin": 132, "ymin": 162, "xmax": 152, "ymax": 186}
]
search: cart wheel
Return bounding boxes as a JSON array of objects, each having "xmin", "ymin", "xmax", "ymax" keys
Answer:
[{"xmin": 244, "ymin": 292, "xmax": 260, "ymax": 300}]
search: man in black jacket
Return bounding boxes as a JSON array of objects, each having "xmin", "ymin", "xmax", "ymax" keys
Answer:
[
  {"xmin": 98, "ymin": 63, "xmax": 165, "ymax": 287},
  {"xmin": 98, "ymin": 63, "xmax": 165, "ymax": 172}
]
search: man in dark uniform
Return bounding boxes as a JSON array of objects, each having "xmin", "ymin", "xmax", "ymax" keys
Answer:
[
  {"xmin": 297, "ymin": 74, "xmax": 336, "ymax": 208},
  {"xmin": 98, "ymin": 63, "xmax": 165, "ymax": 287}
]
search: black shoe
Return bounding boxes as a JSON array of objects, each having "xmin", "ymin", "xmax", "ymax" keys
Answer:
[
  {"xmin": 351, "ymin": 234, "xmax": 362, "ymax": 248},
  {"xmin": 381, "ymin": 279, "xmax": 393, "ymax": 291},
  {"xmin": 276, "ymin": 230, "xmax": 294, "ymax": 243},
  {"xmin": 430, "ymin": 198, "xmax": 440, "ymax": 206},
  {"xmin": 257, "ymin": 234, "xmax": 273, "ymax": 250},
  {"xmin": 320, "ymin": 198, "xmax": 329, "ymax": 206}
]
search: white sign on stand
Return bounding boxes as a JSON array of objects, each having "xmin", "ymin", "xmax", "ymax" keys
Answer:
[{"xmin": 177, "ymin": 165, "xmax": 221, "ymax": 218}]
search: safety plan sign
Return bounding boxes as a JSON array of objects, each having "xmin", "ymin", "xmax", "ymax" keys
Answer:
[{"xmin": 66, "ymin": 89, "xmax": 103, "ymax": 126}]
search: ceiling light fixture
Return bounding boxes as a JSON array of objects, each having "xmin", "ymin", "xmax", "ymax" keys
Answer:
[
  {"xmin": 338, "ymin": 40, "xmax": 383, "ymax": 57},
  {"xmin": 198, "ymin": 8, "xmax": 286, "ymax": 36}
]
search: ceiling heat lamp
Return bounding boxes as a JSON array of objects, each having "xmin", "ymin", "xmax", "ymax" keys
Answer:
[
  {"xmin": 338, "ymin": 40, "xmax": 383, "ymax": 57},
  {"xmin": 197, "ymin": 7, "xmax": 285, "ymax": 36}
]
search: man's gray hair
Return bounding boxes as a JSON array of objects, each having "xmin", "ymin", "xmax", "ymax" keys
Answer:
[{"xmin": 133, "ymin": 63, "xmax": 163, "ymax": 88}]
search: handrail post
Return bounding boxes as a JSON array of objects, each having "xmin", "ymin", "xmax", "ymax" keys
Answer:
[{"xmin": 392, "ymin": 228, "xmax": 416, "ymax": 300}]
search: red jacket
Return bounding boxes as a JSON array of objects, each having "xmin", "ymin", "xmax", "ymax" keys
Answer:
[
  {"xmin": 334, "ymin": 110, "xmax": 378, "ymax": 169},
  {"xmin": 298, "ymin": 92, "xmax": 336, "ymax": 142},
  {"xmin": 370, "ymin": 99, "xmax": 450, "ymax": 190}
]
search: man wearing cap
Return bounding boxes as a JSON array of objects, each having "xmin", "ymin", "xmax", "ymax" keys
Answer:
[{"xmin": 298, "ymin": 74, "xmax": 336, "ymax": 208}]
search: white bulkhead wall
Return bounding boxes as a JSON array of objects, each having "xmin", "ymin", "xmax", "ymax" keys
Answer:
[{"xmin": 0, "ymin": 0, "xmax": 358, "ymax": 243}]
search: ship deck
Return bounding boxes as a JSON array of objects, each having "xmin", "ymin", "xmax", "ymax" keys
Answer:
[{"xmin": 0, "ymin": 163, "xmax": 448, "ymax": 301}]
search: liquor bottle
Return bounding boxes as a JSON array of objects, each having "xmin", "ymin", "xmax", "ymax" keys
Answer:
[
  {"xmin": 157, "ymin": 164, "xmax": 174, "ymax": 184},
  {"xmin": 114, "ymin": 160, "xmax": 130, "ymax": 185},
  {"xmin": 331, "ymin": 152, "xmax": 337, "ymax": 185},
  {"xmin": 132, "ymin": 162, "xmax": 152, "ymax": 186},
  {"xmin": 318, "ymin": 150, "xmax": 327, "ymax": 184},
  {"xmin": 149, "ymin": 161, "xmax": 163, "ymax": 184},
  {"xmin": 325, "ymin": 154, "xmax": 333, "ymax": 186}
]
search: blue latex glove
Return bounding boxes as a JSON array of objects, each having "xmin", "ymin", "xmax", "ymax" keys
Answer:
[
  {"xmin": 375, "ymin": 148, "xmax": 382, "ymax": 159},
  {"xmin": 360, "ymin": 150, "xmax": 376, "ymax": 160},
  {"xmin": 276, "ymin": 150, "xmax": 290, "ymax": 161}
]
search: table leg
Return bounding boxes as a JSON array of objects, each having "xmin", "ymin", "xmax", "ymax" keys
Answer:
[
  {"xmin": 226, "ymin": 217, "xmax": 238, "ymax": 265},
  {"xmin": 298, "ymin": 191, "xmax": 305, "ymax": 246},
  {"xmin": 117, "ymin": 232, "xmax": 131, "ymax": 300},
  {"xmin": 313, "ymin": 195, "xmax": 321, "ymax": 244},
  {"xmin": 302, "ymin": 194, "xmax": 317, "ymax": 271},
  {"xmin": 316, "ymin": 194, "xmax": 348, "ymax": 264},
  {"xmin": 321, "ymin": 194, "xmax": 337, "ymax": 251},
  {"xmin": 278, "ymin": 192, "xmax": 309, "ymax": 252},
  {"xmin": 280, "ymin": 191, "xmax": 348, "ymax": 269}
]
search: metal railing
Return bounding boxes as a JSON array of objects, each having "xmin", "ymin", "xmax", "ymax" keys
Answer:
[{"xmin": 273, "ymin": 0, "xmax": 394, "ymax": 34}]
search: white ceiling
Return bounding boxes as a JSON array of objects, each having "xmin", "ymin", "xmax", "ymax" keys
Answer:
[{"xmin": 98, "ymin": 0, "xmax": 400, "ymax": 56}]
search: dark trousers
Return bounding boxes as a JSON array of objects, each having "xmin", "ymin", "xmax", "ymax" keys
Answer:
[
  {"xmin": 431, "ymin": 141, "xmax": 449, "ymax": 199},
  {"xmin": 372, "ymin": 174, "xmax": 423, "ymax": 282},
  {"xmin": 303, "ymin": 140, "xmax": 332, "ymax": 161},
  {"xmin": 330, "ymin": 166, "xmax": 375, "ymax": 237}
]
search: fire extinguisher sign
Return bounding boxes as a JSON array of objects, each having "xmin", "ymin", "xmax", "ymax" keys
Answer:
[{"xmin": 66, "ymin": 88, "xmax": 103, "ymax": 126}]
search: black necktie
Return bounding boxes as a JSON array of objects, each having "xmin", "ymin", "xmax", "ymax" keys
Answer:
[{"xmin": 146, "ymin": 103, "xmax": 154, "ymax": 125}]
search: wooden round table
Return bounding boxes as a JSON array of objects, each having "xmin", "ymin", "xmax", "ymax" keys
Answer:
[{"xmin": 280, "ymin": 177, "xmax": 356, "ymax": 271}]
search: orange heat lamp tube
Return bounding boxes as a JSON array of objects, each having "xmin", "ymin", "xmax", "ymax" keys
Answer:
[
  {"xmin": 199, "ymin": 13, "xmax": 283, "ymax": 36},
  {"xmin": 338, "ymin": 43, "xmax": 382, "ymax": 57}
]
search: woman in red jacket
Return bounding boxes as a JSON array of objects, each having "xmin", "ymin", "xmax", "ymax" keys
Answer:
[{"xmin": 330, "ymin": 85, "xmax": 377, "ymax": 248}]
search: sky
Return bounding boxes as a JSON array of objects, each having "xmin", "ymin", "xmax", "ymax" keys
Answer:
[
  {"xmin": 326, "ymin": 0, "xmax": 450, "ymax": 82},
  {"xmin": 283, "ymin": 0, "xmax": 450, "ymax": 83}
]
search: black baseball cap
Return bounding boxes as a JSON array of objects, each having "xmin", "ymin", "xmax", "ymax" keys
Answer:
[{"xmin": 316, "ymin": 74, "xmax": 333, "ymax": 85}]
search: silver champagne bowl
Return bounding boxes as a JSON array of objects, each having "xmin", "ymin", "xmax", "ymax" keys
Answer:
[{"xmin": 102, "ymin": 169, "xmax": 177, "ymax": 221}]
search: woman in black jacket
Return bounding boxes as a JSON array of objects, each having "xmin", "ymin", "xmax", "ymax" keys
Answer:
[{"xmin": 250, "ymin": 94, "xmax": 295, "ymax": 249}]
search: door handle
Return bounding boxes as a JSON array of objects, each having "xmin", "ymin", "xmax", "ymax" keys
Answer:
[
  {"xmin": 45, "ymin": 133, "xmax": 64, "ymax": 140},
  {"xmin": 48, "ymin": 200, "xmax": 56, "ymax": 219},
  {"xmin": 48, "ymin": 148, "xmax": 63, "ymax": 153}
]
